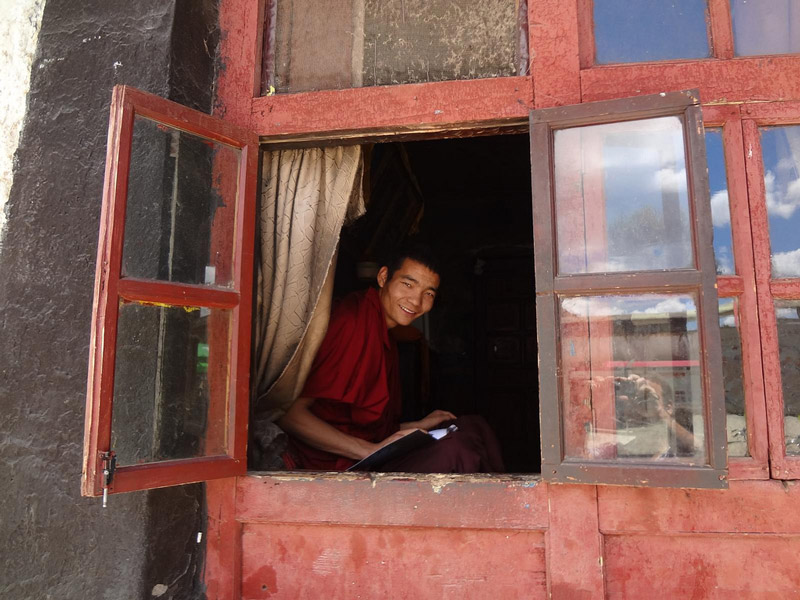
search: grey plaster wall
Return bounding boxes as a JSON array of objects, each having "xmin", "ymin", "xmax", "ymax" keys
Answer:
[
  {"xmin": 0, "ymin": 1, "xmax": 219, "ymax": 598},
  {"xmin": 0, "ymin": 0, "xmax": 45, "ymax": 252}
]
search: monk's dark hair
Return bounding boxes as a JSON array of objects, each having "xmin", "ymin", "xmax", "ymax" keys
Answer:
[{"xmin": 383, "ymin": 240, "xmax": 442, "ymax": 280}]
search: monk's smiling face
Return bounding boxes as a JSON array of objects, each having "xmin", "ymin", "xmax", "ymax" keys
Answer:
[{"xmin": 377, "ymin": 258, "xmax": 439, "ymax": 329}]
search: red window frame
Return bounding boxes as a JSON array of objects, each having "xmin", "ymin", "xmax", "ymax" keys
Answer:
[
  {"xmin": 741, "ymin": 101, "xmax": 800, "ymax": 480},
  {"xmin": 531, "ymin": 90, "xmax": 729, "ymax": 488},
  {"xmin": 703, "ymin": 104, "xmax": 771, "ymax": 480},
  {"xmin": 577, "ymin": 0, "xmax": 736, "ymax": 68},
  {"xmin": 79, "ymin": 2, "xmax": 800, "ymax": 499},
  {"xmin": 574, "ymin": 0, "xmax": 800, "ymax": 105},
  {"xmin": 81, "ymin": 85, "xmax": 258, "ymax": 497}
]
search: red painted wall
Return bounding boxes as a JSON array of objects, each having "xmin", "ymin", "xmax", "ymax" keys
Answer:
[
  {"xmin": 206, "ymin": 1, "xmax": 800, "ymax": 598},
  {"xmin": 208, "ymin": 477, "xmax": 800, "ymax": 599}
]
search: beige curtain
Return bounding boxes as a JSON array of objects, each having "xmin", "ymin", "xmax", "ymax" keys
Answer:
[{"xmin": 253, "ymin": 145, "xmax": 365, "ymax": 420}]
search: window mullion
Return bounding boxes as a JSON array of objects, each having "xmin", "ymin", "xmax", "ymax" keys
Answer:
[
  {"xmin": 740, "ymin": 117, "xmax": 800, "ymax": 478},
  {"xmin": 708, "ymin": 0, "xmax": 735, "ymax": 60},
  {"xmin": 117, "ymin": 278, "xmax": 240, "ymax": 309},
  {"xmin": 553, "ymin": 271, "xmax": 703, "ymax": 293},
  {"xmin": 711, "ymin": 108, "xmax": 770, "ymax": 477}
]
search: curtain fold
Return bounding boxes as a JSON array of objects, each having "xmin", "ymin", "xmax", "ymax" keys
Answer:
[{"xmin": 253, "ymin": 145, "xmax": 365, "ymax": 421}]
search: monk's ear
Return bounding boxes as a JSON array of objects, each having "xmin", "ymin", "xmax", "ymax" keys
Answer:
[{"xmin": 377, "ymin": 266, "xmax": 389, "ymax": 288}]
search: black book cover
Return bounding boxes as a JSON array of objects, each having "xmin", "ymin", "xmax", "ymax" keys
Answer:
[{"xmin": 346, "ymin": 430, "xmax": 435, "ymax": 472}]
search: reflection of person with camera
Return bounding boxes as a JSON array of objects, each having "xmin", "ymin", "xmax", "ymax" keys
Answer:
[{"xmin": 614, "ymin": 373, "xmax": 696, "ymax": 458}]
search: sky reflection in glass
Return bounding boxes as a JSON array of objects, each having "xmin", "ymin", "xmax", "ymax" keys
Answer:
[
  {"xmin": 705, "ymin": 129, "xmax": 734, "ymax": 274},
  {"xmin": 719, "ymin": 298, "xmax": 747, "ymax": 456},
  {"xmin": 594, "ymin": 0, "xmax": 710, "ymax": 64},
  {"xmin": 732, "ymin": 0, "xmax": 800, "ymax": 57},
  {"xmin": 760, "ymin": 126, "xmax": 800, "ymax": 278},
  {"xmin": 555, "ymin": 117, "xmax": 693, "ymax": 274}
]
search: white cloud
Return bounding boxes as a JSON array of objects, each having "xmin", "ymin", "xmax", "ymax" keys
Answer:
[
  {"xmin": 638, "ymin": 297, "xmax": 693, "ymax": 315},
  {"xmin": 560, "ymin": 296, "xmax": 693, "ymax": 319},
  {"xmin": 710, "ymin": 190, "xmax": 731, "ymax": 227},
  {"xmin": 765, "ymin": 170, "xmax": 800, "ymax": 220},
  {"xmin": 561, "ymin": 297, "xmax": 613, "ymax": 318},
  {"xmin": 772, "ymin": 248, "xmax": 800, "ymax": 277},
  {"xmin": 715, "ymin": 244, "xmax": 734, "ymax": 275},
  {"xmin": 655, "ymin": 167, "xmax": 688, "ymax": 195},
  {"xmin": 776, "ymin": 157, "xmax": 796, "ymax": 173},
  {"xmin": 775, "ymin": 307, "xmax": 800, "ymax": 320},
  {"xmin": 788, "ymin": 177, "xmax": 800, "ymax": 202},
  {"xmin": 719, "ymin": 315, "xmax": 736, "ymax": 328},
  {"xmin": 561, "ymin": 297, "xmax": 624, "ymax": 318},
  {"xmin": 557, "ymin": 117, "xmax": 684, "ymax": 172}
]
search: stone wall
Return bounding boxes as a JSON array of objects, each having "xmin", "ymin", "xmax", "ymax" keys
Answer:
[
  {"xmin": 0, "ymin": 0, "xmax": 45, "ymax": 251},
  {"xmin": 0, "ymin": 1, "xmax": 219, "ymax": 598}
]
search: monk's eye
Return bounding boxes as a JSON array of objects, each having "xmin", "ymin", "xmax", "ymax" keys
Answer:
[{"xmin": 402, "ymin": 281, "xmax": 411, "ymax": 287}]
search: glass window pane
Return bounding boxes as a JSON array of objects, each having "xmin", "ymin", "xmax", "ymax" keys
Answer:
[
  {"xmin": 111, "ymin": 303, "xmax": 231, "ymax": 466},
  {"xmin": 555, "ymin": 117, "xmax": 694, "ymax": 274},
  {"xmin": 732, "ymin": 0, "xmax": 800, "ymax": 56},
  {"xmin": 593, "ymin": 0, "xmax": 710, "ymax": 64},
  {"xmin": 706, "ymin": 129, "xmax": 735, "ymax": 274},
  {"xmin": 719, "ymin": 298, "xmax": 747, "ymax": 457},
  {"xmin": 270, "ymin": 0, "xmax": 522, "ymax": 94},
  {"xmin": 760, "ymin": 126, "xmax": 800, "ymax": 278},
  {"xmin": 775, "ymin": 300, "xmax": 800, "ymax": 456},
  {"xmin": 122, "ymin": 116, "xmax": 240, "ymax": 287},
  {"xmin": 558, "ymin": 294, "xmax": 707, "ymax": 464}
]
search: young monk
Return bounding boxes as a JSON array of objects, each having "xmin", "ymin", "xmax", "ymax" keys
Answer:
[{"xmin": 279, "ymin": 243, "xmax": 504, "ymax": 473}]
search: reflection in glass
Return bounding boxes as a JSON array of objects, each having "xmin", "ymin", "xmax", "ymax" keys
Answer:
[
  {"xmin": 593, "ymin": 0, "xmax": 710, "ymax": 64},
  {"xmin": 760, "ymin": 126, "xmax": 800, "ymax": 278},
  {"xmin": 111, "ymin": 303, "xmax": 231, "ymax": 466},
  {"xmin": 732, "ymin": 0, "xmax": 800, "ymax": 56},
  {"xmin": 122, "ymin": 116, "xmax": 240, "ymax": 287},
  {"xmin": 706, "ymin": 129, "xmax": 735, "ymax": 274},
  {"xmin": 775, "ymin": 300, "xmax": 800, "ymax": 456},
  {"xmin": 719, "ymin": 299, "xmax": 748, "ymax": 457},
  {"xmin": 558, "ymin": 294, "xmax": 706, "ymax": 464},
  {"xmin": 270, "ymin": 0, "xmax": 521, "ymax": 94},
  {"xmin": 555, "ymin": 117, "xmax": 694, "ymax": 274}
]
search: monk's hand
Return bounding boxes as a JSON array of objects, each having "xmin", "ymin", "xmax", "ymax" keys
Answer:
[
  {"xmin": 405, "ymin": 409, "xmax": 457, "ymax": 432},
  {"xmin": 375, "ymin": 428, "xmax": 421, "ymax": 451}
]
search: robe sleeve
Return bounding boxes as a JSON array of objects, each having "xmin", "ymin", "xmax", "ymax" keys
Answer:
[{"xmin": 300, "ymin": 294, "xmax": 364, "ymax": 403}]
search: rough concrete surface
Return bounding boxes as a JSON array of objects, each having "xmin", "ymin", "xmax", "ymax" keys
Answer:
[
  {"xmin": 0, "ymin": 1, "xmax": 218, "ymax": 598},
  {"xmin": 0, "ymin": 0, "xmax": 46, "ymax": 252}
]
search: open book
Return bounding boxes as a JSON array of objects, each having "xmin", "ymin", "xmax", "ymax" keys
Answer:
[{"xmin": 346, "ymin": 425, "xmax": 458, "ymax": 472}]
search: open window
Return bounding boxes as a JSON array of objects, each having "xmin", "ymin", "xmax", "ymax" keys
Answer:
[
  {"xmin": 84, "ymin": 86, "xmax": 729, "ymax": 496},
  {"xmin": 81, "ymin": 86, "xmax": 258, "ymax": 497},
  {"xmin": 326, "ymin": 135, "xmax": 539, "ymax": 474},
  {"xmin": 531, "ymin": 90, "xmax": 728, "ymax": 488}
]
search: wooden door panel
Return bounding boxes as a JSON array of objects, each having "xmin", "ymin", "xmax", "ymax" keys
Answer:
[
  {"xmin": 241, "ymin": 524, "xmax": 547, "ymax": 599},
  {"xmin": 598, "ymin": 480, "xmax": 800, "ymax": 534},
  {"xmin": 605, "ymin": 534, "xmax": 800, "ymax": 598}
]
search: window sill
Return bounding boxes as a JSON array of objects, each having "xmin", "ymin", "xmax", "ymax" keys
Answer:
[
  {"xmin": 245, "ymin": 470, "xmax": 542, "ymax": 486},
  {"xmin": 235, "ymin": 471, "xmax": 548, "ymax": 529}
]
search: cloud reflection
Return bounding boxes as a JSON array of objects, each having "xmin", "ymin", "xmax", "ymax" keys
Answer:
[
  {"xmin": 655, "ymin": 166, "xmax": 688, "ymax": 194},
  {"xmin": 772, "ymin": 248, "xmax": 800, "ymax": 277},
  {"xmin": 561, "ymin": 295, "xmax": 695, "ymax": 319},
  {"xmin": 710, "ymin": 189, "xmax": 731, "ymax": 227},
  {"xmin": 775, "ymin": 306, "xmax": 800, "ymax": 320},
  {"xmin": 764, "ymin": 170, "xmax": 800, "ymax": 220}
]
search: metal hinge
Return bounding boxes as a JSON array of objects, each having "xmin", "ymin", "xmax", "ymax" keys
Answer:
[{"xmin": 101, "ymin": 451, "xmax": 116, "ymax": 508}]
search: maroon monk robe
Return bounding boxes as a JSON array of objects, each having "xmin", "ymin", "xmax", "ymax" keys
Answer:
[
  {"xmin": 283, "ymin": 287, "xmax": 506, "ymax": 473},
  {"xmin": 285, "ymin": 287, "xmax": 402, "ymax": 470}
]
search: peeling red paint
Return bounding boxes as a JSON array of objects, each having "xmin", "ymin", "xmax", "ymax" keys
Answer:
[{"xmin": 205, "ymin": 1, "xmax": 800, "ymax": 598}]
